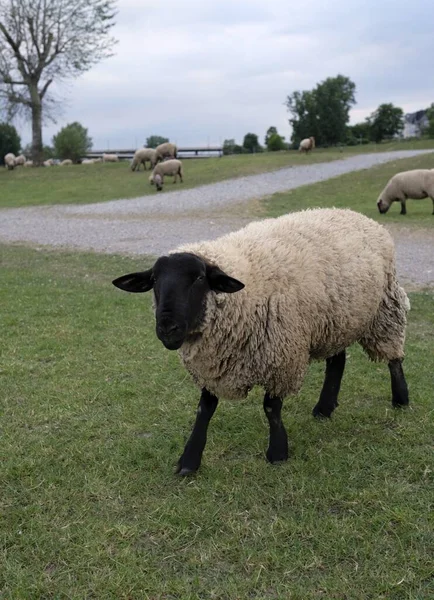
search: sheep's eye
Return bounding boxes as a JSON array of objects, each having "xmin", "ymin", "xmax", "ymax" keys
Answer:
[{"xmin": 196, "ymin": 275, "xmax": 205, "ymax": 282}]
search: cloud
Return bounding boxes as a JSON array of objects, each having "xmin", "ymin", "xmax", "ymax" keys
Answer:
[{"xmin": 17, "ymin": 0, "xmax": 434, "ymax": 148}]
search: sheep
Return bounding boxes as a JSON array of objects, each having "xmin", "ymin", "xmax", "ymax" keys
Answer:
[
  {"xmin": 112, "ymin": 208, "xmax": 410, "ymax": 476},
  {"xmin": 4, "ymin": 153, "xmax": 16, "ymax": 170},
  {"xmin": 93, "ymin": 157, "xmax": 103, "ymax": 163},
  {"xmin": 155, "ymin": 142, "xmax": 177, "ymax": 163},
  {"xmin": 149, "ymin": 159, "xmax": 183, "ymax": 191},
  {"xmin": 131, "ymin": 148, "xmax": 157, "ymax": 172},
  {"xmin": 377, "ymin": 169, "xmax": 434, "ymax": 215},
  {"xmin": 43, "ymin": 159, "xmax": 54, "ymax": 167},
  {"xmin": 24, "ymin": 160, "xmax": 33, "ymax": 167},
  {"xmin": 14, "ymin": 154, "xmax": 26, "ymax": 166},
  {"xmin": 102, "ymin": 153, "xmax": 119, "ymax": 163},
  {"xmin": 60, "ymin": 159, "xmax": 73, "ymax": 166},
  {"xmin": 81, "ymin": 159, "xmax": 95, "ymax": 165},
  {"xmin": 299, "ymin": 137, "xmax": 315, "ymax": 153}
]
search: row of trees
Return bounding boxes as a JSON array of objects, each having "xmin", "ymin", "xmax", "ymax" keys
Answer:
[{"xmin": 223, "ymin": 127, "xmax": 286, "ymax": 155}]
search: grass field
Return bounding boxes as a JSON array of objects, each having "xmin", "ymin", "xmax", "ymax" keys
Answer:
[
  {"xmin": 264, "ymin": 153, "xmax": 434, "ymax": 227},
  {"xmin": 1, "ymin": 137, "xmax": 434, "ymax": 208},
  {"xmin": 1, "ymin": 246, "xmax": 433, "ymax": 598}
]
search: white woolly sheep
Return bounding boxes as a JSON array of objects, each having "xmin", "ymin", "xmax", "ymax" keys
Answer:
[
  {"xmin": 60, "ymin": 159, "xmax": 73, "ymax": 166},
  {"xmin": 299, "ymin": 137, "xmax": 315, "ymax": 153},
  {"xmin": 377, "ymin": 169, "xmax": 434, "ymax": 215},
  {"xmin": 14, "ymin": 154, "xmax": 26, "ymax": 166},
  {"xmin": 4, "ymin": 153, "xmax": 16, "ymax": 170},
  {"xmin": 43, "ymin": 159, "xmax": 54, "ymax": 167},
  {"xmin": 24, "ymin": 160, "xmax": 33, "ymax": 167},
  {"xmin": 131, "ymin": 148, "xmax": 157, "ymax": 172},
  {"xmin": 155, "ymin": 142, "xmax": 177, "ymax": 163},
  {"xmin": 149, "ymin": 159, "xmax": 183, "ymax": 191},
  {"xmin": 112, "ymin": 208, "xmax": 410, "ymax": 475},
  {"xmin": 102, "ymin": 153, "xmax": 119, "ymax": 163}
]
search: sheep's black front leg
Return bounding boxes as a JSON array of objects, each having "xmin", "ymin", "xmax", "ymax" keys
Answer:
[
  {"xmin": 175, "ymin": 388, "xmax": 218, "ymax": 476},
  {"xmin": 400, "ymin": 200, "xmax": 407, "ymax": 215},
  {"xmin": 313, "ymin": 350, "xmax": 346, "ymax": 418},
  {"xmin": 263, "ymin": 393, "xmax": 288, "ymax": 464},
  {"xmin": 389, "ymin": 359, "xmax": 409, "ymax": 407}
]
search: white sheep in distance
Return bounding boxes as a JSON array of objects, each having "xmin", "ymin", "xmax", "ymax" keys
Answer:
[
  {"xmin": 131, "ymin": 148, "xmax": 157, "ymax": 171},
  {"xmin": 149, "ymin": 159, "xmax": 183, "ymax": 191},
  {"xmin": 102, "ymin": 153, "xmax": 119, "ymax": 163},
  {"xmin": 377, "ymin": 169, "xmax": 434, "ymax": 215},
  {"xmin": 24, "ymin": 160, "xmax": 33, "ymax": 167},
  {"xmin": 43, "ymin": 159, "xmax": 55, "ymax": 167},
  {"xmin": 299, "ymin": 137, "xmax": 315, "ymax": 153},
  {"xmin": 155, "ymin": 142, "xmax": 177, "ymax": 163},
  {"xmin": 4, "ymin": 153, "xmax": 16, "ymax": 170},
  {"xmin": 112, "ymin": 208, "xmax": 410, "ymax": 476},
  {"xmin": 14, "ymin": 154, "xmax": 26, "ymax": 166},
  {"xmin": 60, "ymin": 159, "xmax": 73, "ymax": 166}
]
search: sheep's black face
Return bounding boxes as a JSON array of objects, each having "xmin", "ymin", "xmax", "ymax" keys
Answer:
[{"xmin": 112, "ymin": 252, "xmax": 245, "ymax": 350}]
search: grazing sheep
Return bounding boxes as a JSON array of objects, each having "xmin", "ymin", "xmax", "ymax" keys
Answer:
[
  {"xmin": 112, "ymin": 208, "xmax": 410, "ymax": 475},
  {"xmin": 102, "ymin": 153, "xmax": 119, "ymax": 163},
  {"xmin": 149, "ymin": 159, "xmax": 183, "ymax": 191},
  {"xmin": 43, "ymin": 159, "xmax": 54, "ymax": 167},
  {"xmin": 24, "ymin": 160, "xmax": 33, "ymax": 167},
  {"xmin": 155, "ymin": 142, "xmax": 177, "ymax": 163},
  {"xmin": 60, "ymin": 159, "xmax": 73, "ymax": 166},
  {"xmin": 377, "ymin": 169, "xmax": 434, "ymax": 215},
  {"xmin": 299, "ymin": 137, "xmax": 315, "ymax": 153},
  {"xmin": 4, "ymin": 153, "xmax": 16, "ymax": 170},
  {"xmin": 81, "ymin": 159, "xmax": 95, "ymax": 164},
  {"xmin": 131, "ymin": 148, "xmax": 157, "ymax": 171},
  {"xmin": 14, "ymin": 154, "xmax": 26, "ymax": 166},
  {"xmin": 93, "ymin": 157, "xmax": 103, "ymax": 163}
]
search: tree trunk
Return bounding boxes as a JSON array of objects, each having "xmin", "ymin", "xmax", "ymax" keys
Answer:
[{"xmin": 30, "ymin": 88, "xmax": 43, "ymax": 165}]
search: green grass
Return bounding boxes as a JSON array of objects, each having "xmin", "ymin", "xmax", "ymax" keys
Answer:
[
  {"xmin": 1, "ymin": 245, "xmax": 433, "ymax": 599},
  {"xmin": 2, "ymin": 137, "xmax": 434, "ymax": 208},
  {"xmin": 264, "ymin": 153, "xmax": 434, "ymax": 227}
]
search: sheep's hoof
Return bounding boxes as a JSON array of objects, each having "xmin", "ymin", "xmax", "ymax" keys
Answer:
[
  {"xmin": 312, "ymin": 400, "xmax": 338, "ymax": 419},
  {"xmin": 175, "ymin": 463, "xmax": 198, "ymax": 477},
  {"xmin": 266, "ymin": 446, "xmax": 288, "ymax": 464}
]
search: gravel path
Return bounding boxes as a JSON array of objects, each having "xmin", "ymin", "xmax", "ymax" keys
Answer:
[{"xmin": 1, "ymin": 150, "xmax": 433, "ymax": 287}]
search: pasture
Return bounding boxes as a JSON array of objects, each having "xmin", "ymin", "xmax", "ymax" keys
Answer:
[
  {"xmin": 1, "ymin": 153, "xmax": 433, "ymax": 599},
  {"xmin": 1, "ymin": 137, "xmax": 434, "ymax": 208}
]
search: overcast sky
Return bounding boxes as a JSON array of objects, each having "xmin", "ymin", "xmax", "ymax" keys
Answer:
[{"xmin": 19, "ymin": 0, "xmax": 434, "ymax": 149}]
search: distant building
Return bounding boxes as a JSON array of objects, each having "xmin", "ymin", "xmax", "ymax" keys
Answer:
[{"xmin": 403, "ymin": 110, "xmax": 429, "ymax": 137}]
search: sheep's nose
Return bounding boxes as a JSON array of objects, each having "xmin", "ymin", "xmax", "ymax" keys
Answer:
[{"xmin": 157, "ymin": 322, "xmax": 180, "ymax": 336}]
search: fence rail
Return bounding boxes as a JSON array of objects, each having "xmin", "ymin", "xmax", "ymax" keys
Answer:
[{"xmin": 86, "ymin": 146, "xmax": 223, "ymax": 160}]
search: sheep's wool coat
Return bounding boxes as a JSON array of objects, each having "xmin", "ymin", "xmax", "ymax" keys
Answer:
[
  {"xmin": 173, "ymin": 208, "xmax": 409, "ymax": 400},
  {"xmin": 379, "ymin": 169, "xmax": 434, "ymax": 203}
]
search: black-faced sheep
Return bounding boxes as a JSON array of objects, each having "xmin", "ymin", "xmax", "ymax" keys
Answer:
[
  {"xmin": 377, "ymin": 169, "xmax": 434, "ymax": 215},
  {"xmin": 112, "ymin": 208, "xmax": 410, "ymax": 475}
]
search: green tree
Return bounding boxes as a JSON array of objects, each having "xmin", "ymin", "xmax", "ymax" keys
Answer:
[
  {"xmin": 267, "ymin": 132, "xmax": 286, "ymax": 151},
  {"xmin": 146, "ymin": 135, "xmax": 169, "ymax": 148},
  {"xmin": 264, "ymin": 126, "xmax": 277, "ymax": 146},
  {"xmin": 222, "ymin": 139, "xmax": 236, "ymax": 155},
  {"xmin": 425, "ymin": 103, "xmax": 434, "ymax": 138},
  {"xmin": 0, "ymin": 0, "xmax": 117, "ymax": 165},
  {"xmin": 53, "ymin": 122, "xmax": 92, "ymax": 162},
  {"xmin": 368, "ymin": 103, "xmax": 404, "ymax": 143},
  {"xmin": 286, "ymin": 75, "xmax": 356, "ymax": 147},
  {"xmin": 0, "ymin": 121, "xmax": 20, "ymax": 163},
  {"xmin": 346, "ymin": 121, "xmax": 371, "ymax": 145},
  {"xmin": 243, "ymin": 133, "xmax": 261, "ymax": 153}
]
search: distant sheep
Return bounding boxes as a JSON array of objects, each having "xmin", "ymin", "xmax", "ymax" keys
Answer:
[
  {"xmin": 131, "ymin": 148, "xmax": 157, "ymax": 172},
  {"xmin": 14, "ymin": 154, "xmax": 26, "ymax": 166},
  {"xmin": 112, "ymin": 208, "xmax": 410, "ymax": 475},
  {"xmin": 24, "ymin": 160, "xmax": 33, "ymax": 167},
  {"xmin": 377, "ymin": 169, "xmax": 434, "ymax": 215},
  {"xmin": 43, "ymin": 159, "xmax": 54, "ymax": 167},
  {"xmin": 4, "ymin": 153, "xmax": 16, "ymax": 170},
  {"xmin": 81, "ymin": 159, "xmax": 95, "ymax": 165},
  {"xmin": 149, "ymin": 159, "xmax": 183, "ymax": 191},
  {"xmin": 299, "ymin": 137, "xmax": 315, "ymax": 153},
  {"xmin": 155, "ymin": 142, "xmax": 177, "ymax": 163},
  {"xmin": 60, "ymin": 159, "xmax": 73, "ymax": 166},
  {"xmin": 102, "ymin": 153, "xmax": 119, "ymax": 163}
]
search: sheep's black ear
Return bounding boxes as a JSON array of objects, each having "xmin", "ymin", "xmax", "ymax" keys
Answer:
[
  {"xmin": 112, "ymin": 269, "xmax": 154, "ymax": 293},
  {"xmin": 206, "ymin": 265, "xmax": 245, "ymax": 294}
]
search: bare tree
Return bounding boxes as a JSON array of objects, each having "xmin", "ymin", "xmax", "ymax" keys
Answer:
[{"xmin": 0, "ymin": 0, "xmax": 117, "ymax": 164}]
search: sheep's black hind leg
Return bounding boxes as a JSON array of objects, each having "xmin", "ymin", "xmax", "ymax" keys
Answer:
[
  {"xmin": 175, "ymin": 388, "xmax": 218, "ymax": 476},
  {"xmin": 389, "ymin": 359, "xmax": 409, "ymax": 407},
  {"xmin": 313, "ymin": 350, "xmax": 346, "ymax": 418},
  {"xmin": 400, "ymin": 200, "xmax": 407, "ymax": 215},
  {"xmin": 263, "ymin": 393, "xmax": 288, "ymax": 464}
]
